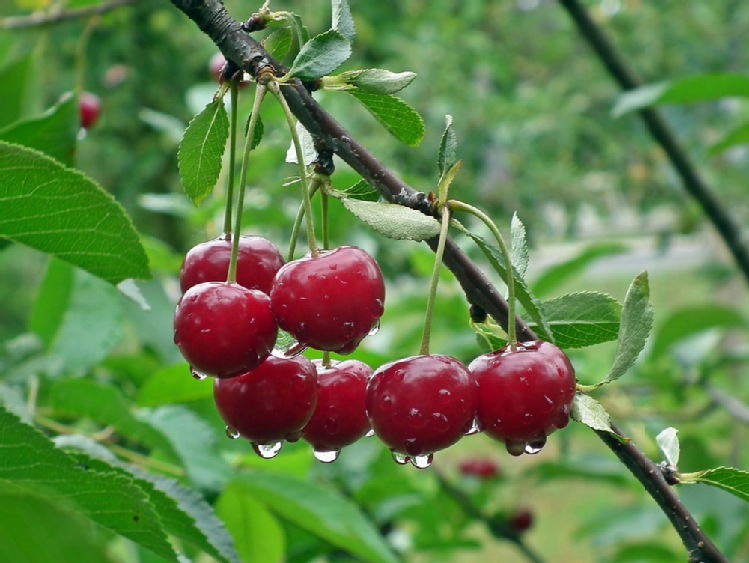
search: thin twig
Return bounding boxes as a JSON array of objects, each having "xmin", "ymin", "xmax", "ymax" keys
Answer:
[{"xmin": 1, "ymin": 0, "xmax": 140, "ymax": 30}]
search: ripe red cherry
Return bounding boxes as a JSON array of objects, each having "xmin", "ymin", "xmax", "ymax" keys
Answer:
[
  {"xmin": 468, "ymin": 340, "xmax": 576, "ymax": 456},
  {"xmin": 458, "ymin": 459, "xmax": 500, "ymax": 479},
  {"xmin": 79, "ymin": 92, "xmax": 101, "ymax": 129},
  {"xmin": 365, "ymin": 355, "xmax": 478, "ymax": 467},
  {"xmin": 302, "ymin": 359, "xmax": 372, "ymax": 462},
  {"xmin": 270, "ymin": 246, "xmax": 385, "ymax": 354},
  {"xmin": 173, "ymin": 282, "xmax": 277, "ymax": 378},
  {"xmin": 213, "ymin": 355, "xmax": 318, "ymax": 456},
  {"xmin": 179, "ymin": 235, "xmax": 284, "ymax": 294}
]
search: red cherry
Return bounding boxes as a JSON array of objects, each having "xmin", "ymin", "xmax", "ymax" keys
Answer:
[
  {"xmin": 468, "ymin": 341, "xmax": 576, "ymax": 456},
  {"xmin": 79, "ymin": 92, "xmax": 101, "ymax": 129},
  {"xmin": 365, "ymin": 355, "xmax": 478, "ymax": 465},
  {"xmin": 509, "ymin": 509, "xmax": 534, "ymax": 533},
  {"xmin": 270, "ymin": 246, "xmax": 385, "ymax": 354},
  {"xmin": 209, "ymin": 52, "xmax": 247, "ymax": 87},
  {"xmin": 213, "ymin": 355, "xmax": 318, "ymax": 452},
  {"xmin": 179, "ymin": 235, "xmax": 285, "ymax": 294},
  {"xmin": 173, "ymin": 282, "xmax": 277, "ymax": 378},
  {"xmin": 458, "ymin": 459, "xmax": 500, "ymax": 479},
  {"xmin": 302, "ymin": 359, "xmax": 372, "ymax": 461}
]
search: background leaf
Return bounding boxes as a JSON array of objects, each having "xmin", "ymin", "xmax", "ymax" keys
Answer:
[
  {"xmin": 0, "ymin": 142, "xmax": 150, "ymax": 284},
  {"xmin": 349, "ymin": 91, "xmax": 424, "ymax": 146},
  {"xmin": 709, "ymin": 122, "xmax": 749, "ymax": 155},
  {"xmin": 334, "ymin": 179, "xmax": 380, "ymax": 202},
  {"xmin": 656, "ymin": 427, "xmax": 680, "ymax": 467},
  {"xmin": 0, "ymin": 55, "xmax": 35, "ymax": 128},
  {"xmin": 265, "ymin": 28, "xmax": 293, "ymax": 61},
  {"xmin": 288, "ymin": 29, "xmax": 351, "ymax": 81},
  {"xmin": 571, "ymin": 393, "xmax": 616, "ymax": 434},
  {"xmin": 538, "ymin": 291, "xmax": 621, "ymax": 349},
  {"xmin": 438, "ymin": 114, "xmax": 457, "ymax": 176},
  {"xmin": 331, "ymin": 0, "xmax": 355, "ymax": 42},
  {"xmin": 683, "ymin": 467, "xmax": 749, "ymax": 504},
  {"xmin": 178, "ymin": 99, "xmax": 229, "ymax": 205},
  {"xmin": 137, "ymin": 363, "xmax": 213, "ymax": 406},
  {"xmin": 341, "ymin": 199, "xmax": 440, "ymax": 241}
]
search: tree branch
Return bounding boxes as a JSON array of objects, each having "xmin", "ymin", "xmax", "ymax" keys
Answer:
[
  {"xmin": 558, "ymin": 0, "xmax": 749, "ymax": 288},
  {"xmin": 167, "ymin": 1, "xmax": 726, "ymax": 560},
  {"xmin": 0, "ymin": 0, "xmax": 140, "ymax": 30}
]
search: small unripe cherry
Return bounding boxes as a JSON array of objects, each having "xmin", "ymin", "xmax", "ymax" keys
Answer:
[{"xmin": 79, "ymin": 92, "xmax": 101, "ymax": 129}]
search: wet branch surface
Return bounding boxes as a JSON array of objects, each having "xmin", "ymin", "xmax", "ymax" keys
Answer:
[{"xmin": 170, "ymin": 1, "xmax": 727, "ymax": 560}]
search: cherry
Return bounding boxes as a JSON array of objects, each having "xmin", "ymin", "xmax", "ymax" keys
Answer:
[
  {"xmin": 302, "ymin": 359, "xmax": 372, "ymax": 461},
  {"xmin": 468, "ymin": 340, "xmax": 576, "ymax": 456},
  {"xmin": 509, "ymin": 509, "xmax": 534, "ymax": 533},
  {"xmin": 270, "ymin": 246, "xmax": 385, "ymax": 354},
  {"xmin": 79, "ymin": 92, "xmax": 101, "ymax": 129},
  {"xmin": 173, "ymin": 281, "xmax": 277, "ymax": 378},
  {"xmin": 179, "ymin": 235, "xmax": 284, "ymax": 294},
  {"xmin": 458, "ymin": 459, "xmax": 500, "ymax": 479},
  {"xmin": 209, "ymin": 52, "xmax": 248, "ymax": 87},
  {"xmin": 213, "ymin": 355, "xmax": 318, "ymax": 454},
  {"xmin": 365, "ymin": 355, "xmax": 478, "ymax": 466}
]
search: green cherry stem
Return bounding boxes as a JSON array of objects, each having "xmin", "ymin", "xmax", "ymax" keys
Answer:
[
  {"xmin": 419, "ymin": 206, "xmax": 452, "ymax": 356},
  {"xmin": 448, "ymin": 199, "xmax": 517, "ymax": 349},
  {"xmin": 321, "ymin": 186, "xmax": 330, "ymax": 251},
  {"xmin": 286, "ymin": 179, "xmax": 322, "ymax": 261},
  {"xmin": 222, "ymin": 81, "xmax": 239, "ymax": 237},
  {"xmin": 226, "ymin": 83, "xmax": 267, "ymax": 283},
  {"xmin": 269, "ymin": 81, "xmax": 319, "ymax": 256}
]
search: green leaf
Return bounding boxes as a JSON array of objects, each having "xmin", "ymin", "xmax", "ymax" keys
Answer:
[
  {"xmin": 331, "ymin": 0, "xmax": 355, "ymax": 42},
  {"xmin": 682, "ymin": 467, "xmax": 749, "ymax": 504},
  {"xmin": 178, "ymin": 99, "xmax": 229, "ymax": 205},
  {"xmin": 265, "ymin": 28, "xmax": 293, "ymax": 61},
  {"xmin": 334, "ymin": 179, "xmax": 380, "ymax": 202},
  {"xmin": 0, "ymin": 142, "xmax": 150, "ymax": 284},
  {"xmin": 234, "ymin": 472, "xmax": 399, "ymax": 563},
  {"xmin": 0, "ymin": 406, "xmax": 178, "ymax": 561},
  {"xmin": 29, "ymin": 259, "xmax": 125, "ymax": 374},
  {"xmin": 284, "ymin": 12, "xmax": 310, "ymax": 47},
  {"xmin": 137, "ymin": 363, "xmax": 213, "ymax": 406},
  {"xmin": 244, "ymin": 111, "xmax": 265, "ymax": 149},
  {"xmin": 602, "ymin": 272, "xmax": 653, "ymax": 385},
  {"xmin": 465, "ymin": 232, "xmax": 554, "ymax": 342},
  {"xmin": 570, "ymin": 393, "xmax": 616, "ymax": 435},
  {"xmin": 288, "ymin": 29, "xmax": 351, "ymax": 81},
  {"xmin": 438, "ymin": 114, "xmax": 457, "ymax": 176},
  {"xmin": 510, "ymin": 212, "xmax": 529, "ymax": 279},
  {"xmin": 341, "ymin": 199, "xmax": 440, "ymax": 241},
  {"xmin": 0, "ymin": 94, "xmax": 78, "ymax": 166},
  {"xmin": 532, "ymin": 242, "xmax": 628, "ymax": 298},
  {"xmin": 217, "ymin": 482, "xmax": 285, "ymax": 563},
  {"xmin": 650, "ymin": 305, "xmax": 745, "ymax": 360},
  {"xmin": 656, "ymin": 427, "xmax": 679, "ymax": 467},
  {"xmin": 349, "ymin": 91, "xmax": 424, "ymax": 146},
  {"xmin": 0, "ymin": 55, "xmax": 34, "ymax": 128},
  {"xmin": 613, "ymin": 74, "xmax": 749, "ymax": 117},
  {"xmin": 538, "ymin": 291, "xmax": 621, "ymax": 349},
  {"xmin": 709, "ymin": 122, "xmax": 749, "ymax": 155},
  {"xmin": 325, "ymin": 69, "xmax": 417, "ymax": 95}
]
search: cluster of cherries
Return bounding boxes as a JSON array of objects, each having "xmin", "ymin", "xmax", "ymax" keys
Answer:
[{"xmin": 173, "ymin": 235, "xmax": 577, "ymax": 467}]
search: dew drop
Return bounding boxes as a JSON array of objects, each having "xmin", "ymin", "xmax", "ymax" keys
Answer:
[
  {"xmin": 410, "ymin": 453, "xmax": 433, "ymax": 469},
  {"xmin": 313, "ymin": 449, "xmax": 340, "ymax": 463},
  {"xmin": 365, "ymin": 428, "xmax": 375, "ymax": 437},
  {"xmin": 391, "ymin": 450, "xmax": 409, "ymax": 465},
  {"xmin": 464, "ymin": 418, "xmax": 481, "ymax": 436},
  {"xmin": 524, "ymin": 437, "xmax": 547, "ymax": 455},
  {"xmin": 190, "ymin": 367, "xmax": 208, "ymax": 380},
  {"xmin": 368, "ymin": 319, "xmax": 381, "ymax": 336},
  {"xmin": 505, "ymin": 440, "xmax": 526, "ymax": 457},
  {"xmin": 252, "ymin": 441, "xmax": 283, "ymax": 459},
  {"xmin": 225, "ymin": 426, "xmax": 241, "ymax": 440}
]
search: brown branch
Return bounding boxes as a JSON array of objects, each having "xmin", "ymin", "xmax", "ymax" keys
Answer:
[
  {"xmin": 168, "ymin": 1, "xmax": 727, "ymax": 560},
  {"xmin": 558, "ymin": 0, "xmax": 749, "ymax": 288},
  {"xmin": 0, "ymin": 0, "xmax": 140, "ymax": 30}
]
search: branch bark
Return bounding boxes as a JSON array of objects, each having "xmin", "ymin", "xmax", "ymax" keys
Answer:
[{"xmin": 168, "ymin": 1, "xmax": 727, "ymax": 560}]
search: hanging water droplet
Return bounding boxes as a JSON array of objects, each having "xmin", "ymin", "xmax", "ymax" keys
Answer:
[
  {"xmin": 410, "ymin": 453, "xmax": 433, "ymax": 469},
  {"xmin": 391, "ymin": 450, "xmax": 409, "ymax": 465},
  {"xmin": 505, "ymin": 440, "xmax": 526, "ymax": 457},
  {"xmin": 464, "ymin": 418, "xmax": 481, "ymax": 436},
  {"xmin": 524, "ymin": 437, "xmax": 547, "ymax": 455},
  {"xmin": 273, "ymin": 339, "xmax": 307, "ymax": 358},
  {"xmin": 365, "ymin": 428, "xmax": 375, "ymax": 437},
  {"xmin": 313, "ymin": 449, "xmax": 340, "ymax": 463},
  {"xmin": 190, "ymin": 367, "xmax": 208, "ymax": 380},
  {"xmin": 252, "ymin": 441, "xmax": 283, "ymax": 459},
  {"xmin": 368, "ymin": 319, "xmax": 381, "ymax": 336},
  {"xmin": 225, "ymin": 426, "xmax": 241, "ymax": 440}
]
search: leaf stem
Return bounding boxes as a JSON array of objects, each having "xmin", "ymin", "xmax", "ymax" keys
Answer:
[
  {"xmin": 419, "ymin": 207, "xmax": 451, "ymax": 356},
  {"xmin": 222, "ymin": 82, "xmax": 239, "ymax": 237},
  {"xmin": 227, "ymin": 83, "xmax": 267, "ymax": 283},
  {"xmin": 448, "ymin": 199, "xmax": 517, "ymax": 348}
]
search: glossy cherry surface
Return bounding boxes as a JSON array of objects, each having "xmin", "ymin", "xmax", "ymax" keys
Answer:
[
  {"xmin": 79, "ymin": 92, "xmax": 101, "ymax": 129},
  {"xmin": 270, "ymin": 246, "xmax": 385, "ymax": 354},
  {"xmin": 365, "ymin": 355, "xmax": 478, "ymax": 457},
  {"xmin": 179, "ymin": 235, "xmax": 284, "ymax": 294},
  {"xmin": 302, "ymin": 359, "xmax": 372, "ymax": 454},
  {"xmin": 213, "ymin": 355, "xmax": 318, "ymax": 444},
  {"xmin": 173, "ymin": 281, "xmax": 277, "ymax": 378},
  {"xmin": 469, "ymin": 340, "xmax": 576, "ymax": 455}
]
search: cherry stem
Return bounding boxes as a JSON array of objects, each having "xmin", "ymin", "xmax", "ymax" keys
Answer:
[
  {"xmin": 448, "ymin": 199, "xmax": 517, "ymax": 349},
  {"xmin": 269, "ymin": 81, "xmax": 318, "ymax": 256},
  {"xmin": 286, "ymin": 180, "xmax": 321, "ymax": 261},
  {"xmin": 227, "ymin": 83, "xmax": 267, "ymax": 283},
  {"xmin": 419, "ymin": 207, "xmax": 452, "ymax": 356},
  {"xmin": 321, "ymin": 187, "xmax": 330, "ymax": 250},
  {"xmin": 322, "ymin": 351, "xmax": 331, "ymax": 368},
  {"xmin": 222, "ymin": 81, "xmax": 239, "ymax": 237}
]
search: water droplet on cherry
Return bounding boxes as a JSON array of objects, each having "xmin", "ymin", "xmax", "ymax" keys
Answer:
[
  {"xmin": 252, "ymin": 441, "xmax": 283, "ymax": 459},
  {"xmin": 505, "ymin": 439, "xmax": 526, "ymax": 457},
  {"xmin": 391, "ymin": 450, "xmax": 409, "ymax": 465},
  {"xmin": 313, "ymin": 449, "xmax": 340, "ymax": 463},
  {"xmin": 225, "ymin": 426, "xmax": 240, "ymax": 439},
  {"xmin": 365, "ymin": 428, "xmax": 375, "ymax": 437},
  {"xmin": 464, "ymin": 418, "xmax": 480, "ymax": 436},
  {"xmin": 410, "ymin": 453, "xmax": 433, "ymax": 469},
  {"xmin": 190, "ymin": 367, "xmax": 208, "ymax": 380},
  {"xmin": 368, "ymin": 319, "xmax": 381, "ymax": 336},
  {"xmin": 524, "ymin": 437, "xmax": 547, "ymax": 455}
]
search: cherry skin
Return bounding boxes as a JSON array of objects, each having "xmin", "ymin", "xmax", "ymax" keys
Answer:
[
  {"xmin": 468, "ymin": 340, "xmax": 576, "ymax": 456},
  {"xmin": 213, "ymin": 355, "xmax": 318, "ymax": 446},
  {"xmin": 365, "ymin": 355, "xmax": 478, "ymax": 460},
  {"xmin": 301, "ymin": 359, "xmax": 372, "ymax": 458},
  {"xmin": 270, "ymin": 246, "xmax": 385, "ymax": 354},
  {"xmin": 458, "ymin": 459, "xmax": 500, "ymax": 480},
  {"xmin": 179, "ymin": 235, "xmax": 284, "ymax": 295},
  {"xmin": 173, "ymin": 281, "xmax": 277, "ymax": 378},
  {"xmin": 79, "ymin": 92, "xmax": 101, "ymax": 129}
]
